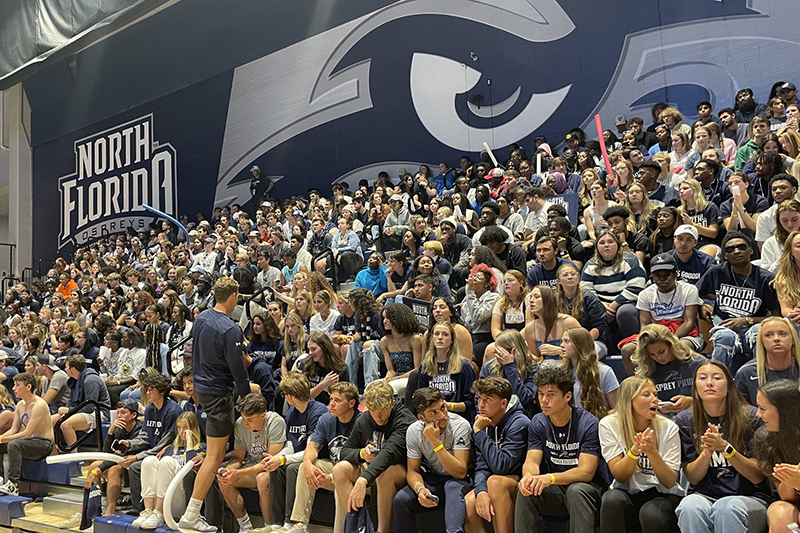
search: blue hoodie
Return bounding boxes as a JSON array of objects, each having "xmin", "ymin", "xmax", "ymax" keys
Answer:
[
  {"xmin": 473, "ymin": 395, "xmax": 530, "ymax": 495},
  {"xmin": 68, "ymin": 367, "xmax": 111, "ymax": 421}
]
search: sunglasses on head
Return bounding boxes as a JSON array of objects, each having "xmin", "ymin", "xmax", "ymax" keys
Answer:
[{"xmin": 724, "ymin": 243, "xmax": 748, "ymax": 253}]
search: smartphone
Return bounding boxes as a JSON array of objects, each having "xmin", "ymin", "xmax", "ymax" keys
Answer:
[
  {"xmin": 731, "ymin": 185, "xmax": 740, "ymax": 196},
  {"xmin": 658, "ymin": 401, "xmax": 674, "ymax": 409},
  {"xmin": 111, "ymin": 439, "xmax": 129, "ymax": 454},
  {"xmin": 367, "ymin": 445, "xmax": 379, "ymax": 455},
  {"xmin": 425, "ymin": 493, "xmax": 440, "ymax": 503}
]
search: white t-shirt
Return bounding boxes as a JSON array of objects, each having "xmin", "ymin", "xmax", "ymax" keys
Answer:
[
  {"xmin": 310, "ymin": 310, "xmax": 341, "ymax": 338},
  {"xmin": 760, "ymin": 236, "xmax": 782, "ymax": 274},
  {"xmin": 598, "ymin": 414, "xmax": 682, "ymax": 495},
  {"xmin": 754, "ymin": 203, "xmax": 778, "ymax": 244},
  {"xmin": 524, "ymin": 201, "xmax": 553, "ymax": 234},
  {"xmin": 636, "ymin": 280, "xmax": 703, "ymax": 323}
]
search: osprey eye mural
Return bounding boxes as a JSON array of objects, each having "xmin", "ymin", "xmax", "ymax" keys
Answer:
[{"xmin": 28, "ymin": 0, "xmax": 800, "ymax": 260}]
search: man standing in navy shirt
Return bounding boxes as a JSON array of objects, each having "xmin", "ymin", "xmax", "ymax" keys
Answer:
[
  {"xmin": 179, "ymin": 278, "xmax": 250, "ymax": 533},
  {"xmin": 515, "ymin": 366, "xmax": 605, "ymax": 533}
]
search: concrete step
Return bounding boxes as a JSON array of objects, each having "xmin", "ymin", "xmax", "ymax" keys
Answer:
[{"xmin": 41, "ymin": 492, "xmax": 83, "ymax": 518}]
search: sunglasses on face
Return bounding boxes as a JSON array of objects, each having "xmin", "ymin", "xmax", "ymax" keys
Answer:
[{"xmin": 724, "ymin": 243, "xmax": 748, "ymax": 253}]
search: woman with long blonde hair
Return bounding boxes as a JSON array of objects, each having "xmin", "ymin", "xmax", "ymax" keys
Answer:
[
  {"xmin": 418, "ymin": 321, "xmax": 475, "ymax": 419},
  {"xmin": 774, "ymin": 229, "xmax": 800, "ymax": 326},
  {"xmin": 598, "ymin": 376, "xmax": 682, "ymax": 533},
  {"xmin": 631, "ymin": 324, "xmax": 705, "ymax": 416},
  {"xmin": 561, "ymin": 328, "xmax": 618, "ymax": 419},
  {"xmin": 282, "ymin": 311, "xmax": 307, "ymax": 376},
  {"xmin": 735, "ymin": 316, "xmax": 800, "ymax": 405},
  {"xmin": 761, "ymin": 201, "xmax": 800, "ymax": 273},
  {"xmin": 677, "ymin": 178, "xmax": 720, "ymax": 256},
  {"xmin": 624, "ymin": 182, "xmax": 657, "ymax": 236},
  {"xmin": 133, "ymin": 412, "xmax": 202, "ymax": 529},
  {"xmin": 479, "ymin": 329, "xmax": 537, "ymax": 417},
  {"xmin": 555, "ymin": 263, "xmax": 609, "ymax": 358}
]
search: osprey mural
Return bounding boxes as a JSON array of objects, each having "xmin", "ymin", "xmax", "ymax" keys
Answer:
[{"xmin": 28, "ymin": 0, "xmax": 800, "ymax": 260}]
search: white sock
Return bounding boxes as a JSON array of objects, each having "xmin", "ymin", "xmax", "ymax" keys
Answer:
[
  {"xmin": 236, "ymin": 515, "xmax": 251, "ymax": 528},
  {"xmin": 183, "ymin": 498, "xmax": 202, "ymax": 521}
]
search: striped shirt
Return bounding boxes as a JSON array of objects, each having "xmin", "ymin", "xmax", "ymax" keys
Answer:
[{"xmin": 580, "ymin": 253, "xmax": 646, "ymax": 305}]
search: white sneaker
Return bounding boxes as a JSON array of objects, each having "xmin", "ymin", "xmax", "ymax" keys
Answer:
[
  {"xmin": 131, "ymin": 509, "xmax": 154, "ymax": 527},
  {"xmin": 178, "ymin": 515, "xmax": 218, "ymax": 533},
  {"xmin": 0, "ymin": 480, "xmax": 18, "ymax": 496},
  {"xmin": 140, "ymin": 510, "xmax": 164, "ymax": 530},
  {"xmin": 59, "ymin": 512, "xmax": 82, "ymax": 529}
]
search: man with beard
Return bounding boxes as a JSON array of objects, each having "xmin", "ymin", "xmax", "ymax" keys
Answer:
[
  {"xmin": 472, "ymin": 202, "xmax": 514, "ymax": 247},
  {"xmin": 719, "ymin": 108, "xmax": 749, "ymax": 148},
  {"xmin": 734, "ymin": 88, "xmax": 767, "ymax": 124}
]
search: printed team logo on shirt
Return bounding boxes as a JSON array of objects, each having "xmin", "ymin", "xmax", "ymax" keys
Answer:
[
  {"xmin": 431, "ymin": 374, "xmax": 456, "ymax": 395},
  {"xmin": 716, "ymin": 284, "xmax": 761, "ymax": 317}
]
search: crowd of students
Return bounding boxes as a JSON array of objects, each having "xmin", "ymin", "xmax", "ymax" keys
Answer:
[{"xmin": 2, "ymin": 85, "xmax": 800, "ymax": 533}]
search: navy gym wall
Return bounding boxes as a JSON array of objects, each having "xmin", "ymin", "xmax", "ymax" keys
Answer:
[{"xmin": 26, "ymin": 0, "xmax": 800, "ymax": 261}]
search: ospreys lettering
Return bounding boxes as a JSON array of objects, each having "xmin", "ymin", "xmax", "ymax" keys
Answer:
[{"xmin": 58, "ymin": 114, "xmax": 178, "ymax": 248}]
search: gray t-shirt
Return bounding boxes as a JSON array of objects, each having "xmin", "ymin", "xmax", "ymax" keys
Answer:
[
  {"xmin": 47, "ymin": 369, "xmax": 71, "ymax": 405},
  {"xmin": 406, "ymin": 412, "xmax": 471, "ymax": 477},
  {"xmin": 572, "ymin": 364, "xmax": 619, "ymax": 410},
  {"xmin": 233, "ymin": 412, "xmax": 286, "ymax": 465}
]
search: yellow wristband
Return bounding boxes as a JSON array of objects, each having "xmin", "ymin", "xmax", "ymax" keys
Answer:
[
  {"xmin": 433, "ymin": 443, "xmax": 444, "ymax": 453},
  {"xmin": 0, "ymin": 437, "xmax": 3, "ymax": 444},
  {"xmin": 448, "ymin": 403, "xmax": 455, "ymax": 411},
  {"xmin": 360, "ymin": 448, "xmax": 365, "ymax": 460},
  {"xmin": 279, "ymin": 455, "xmax": 285, "ymax": 466},
  {"xmin": 91, "ymin": 469, "xmax": 99, "ymax": 476},
  {"xmin": 549, "ymin": 474, "xmax": 556, "ymax": 485},
  {"xmin": 724, "ymin": 448, "xmax": 737, "ymax": 459},
  {"xmin": 627, "ymin": 449, "xmax": 637, "ymax": 460}
]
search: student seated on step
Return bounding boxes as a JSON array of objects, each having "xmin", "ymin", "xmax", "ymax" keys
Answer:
[
  {"xmin": 0, "ymin": 373, "xmax": 55, "ymax": 496},
  {"xmin": 82, "ymin": 398, "xmax": 143, "ymax": 516},
  {"xmin": 218, "ymin": 393, "xmax": 286, "ymax": 533}
]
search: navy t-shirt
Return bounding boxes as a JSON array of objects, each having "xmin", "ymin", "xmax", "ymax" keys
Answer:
[
  {"xmin": 418, "ymin": 358, "xmax": 476, "ymax": 419},
  {"xmin": 295, "ymin": 358, "xmax": 350, "ymax": 406},
  {"xmin": 143, "ymin": 398, "xmax": 182, "ymax": 447},
  {"xmin": 651, "ymin": 355, "xmax": 706, "ymax": 406},
  {"xmin": 670, "ymin": 250, "xmax": 716, "ymax": 286},
  {"xmin": 675, "ymin": 406, "xmax": 770, "ymax": 501},
  {"xmin": 527, "ymin": 407, "xmax": 606, "ymax": 486},
  {"xmin": 684, "ymin": 204, "xmax": 721, "ymax": 246},
  {"xmin": 247, "ymin": 356, "xmax": 277, "ymax": 409},
  {"xmin": 734, "ymin": 360, "xmax": 800, "ymax": 406},
  {"xmin": 696, "ymin": 264, "xmax": 779, "ymax": 319},
  {"xmin": 526, "ymin": 257, "xmax": 575, "ymax": 290},
  {"xmin": 311, "ymin": 411, "xmax": 361, "ymax": 463},
  {"xmin": 358, "ymin": 312, "xmax": 383, "ymax": 342},
  {"xmin": 333, "ymin": 314, "xmax": 358, "ymax": 336},
  {"xmin": 247, "ymin": 339, "xmax": 283, "ymax": 374},
  {"xmin": 285, "ymin": 399, "xmax": 329, "ymax": 454}
]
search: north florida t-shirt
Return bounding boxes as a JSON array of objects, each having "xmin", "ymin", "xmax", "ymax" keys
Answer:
[
  {"xmin": 528, "ymin": 407, "xmax": 605, "ymax": 486},
  {"xmin": 696, "ymin": 264, "xmax": 779, "ymax": 319}
]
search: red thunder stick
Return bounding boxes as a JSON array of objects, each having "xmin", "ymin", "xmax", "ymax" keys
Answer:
[{"xmin": 594, "ymin": 114, "xmax": 615, "ymax": 186}]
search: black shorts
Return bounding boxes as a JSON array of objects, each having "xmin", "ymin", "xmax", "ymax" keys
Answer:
[{"xmin": 196, "ymin": 393, "xmax": 235, "ymax": 438}]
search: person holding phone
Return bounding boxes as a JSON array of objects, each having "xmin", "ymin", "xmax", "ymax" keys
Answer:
[
  {"xmin": 83, "ymin": 398, "xmax": 142, "ymax": 516},
  {"xmin": 393, "ymin": 387, "xmax": 471, "ymax": 533}
]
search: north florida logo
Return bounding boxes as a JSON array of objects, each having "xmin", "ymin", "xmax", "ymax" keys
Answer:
[{"xmin": 58, "ymin": 114, "xmax": 177, "ymax": 249}]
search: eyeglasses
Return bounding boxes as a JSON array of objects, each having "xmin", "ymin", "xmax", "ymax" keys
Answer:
[{"xmin": 724, "ymin": 243, "xmax": 748, "ymax": 253}]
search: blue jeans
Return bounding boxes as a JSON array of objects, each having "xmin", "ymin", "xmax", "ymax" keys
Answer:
[
  {"xmin": 709, "ymin": 324, "xmax": 759, "ymax": 375},
  {"xmin": 120, "ymin": 387, "xmax": 142, "ymax": 402},
  {"xmin": 345, "ymin": 340, "xmax": 381, "ymax": 386},
  {"xmin": 393, "ymin": 478, "xmax": 469, "ymax": 533},
  {"xmin": 676, "ymin": 493, "xmax": 767, "ymax": 533}
]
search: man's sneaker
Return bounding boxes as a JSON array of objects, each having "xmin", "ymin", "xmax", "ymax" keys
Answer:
[
  {"xmin": 59, "ymin": 512, "xmax": 82, "ymax": 529},
  {"xmin": 0, "ymin": 480, "xmax": 18, "ymax": 496},
  {"xmin": 178, "ymin": 515, "xmax": 218, "ymax": 533},
  {"xmin": 132, "ymin": 509, "xmax": 154, "ymax": 527},
  {"xmin": 140, "ymin": 510, "xmax": 165, "ymax": 530}
]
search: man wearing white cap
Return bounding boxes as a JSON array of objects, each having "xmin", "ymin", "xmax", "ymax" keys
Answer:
[{"xmin": 668, "ymin": 225, "xmax": 715, "ymax": 286}]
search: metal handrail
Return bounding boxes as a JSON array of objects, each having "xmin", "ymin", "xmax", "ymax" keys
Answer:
[
  {"xmin": 165, "ymin": 334, "xmax": 193, "ymax": 378},
  {"xmin": 54, "ymin": 399, "xmax": 105, "ymax": 453},
  {"xmin": 1, "ymin": 275, "xmax": 20, "ymax": 298}
]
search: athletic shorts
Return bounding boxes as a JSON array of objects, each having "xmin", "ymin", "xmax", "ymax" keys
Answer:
[{"xmin": 196, "ymin": 393, "xmax": 235, "ymax": 438}]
